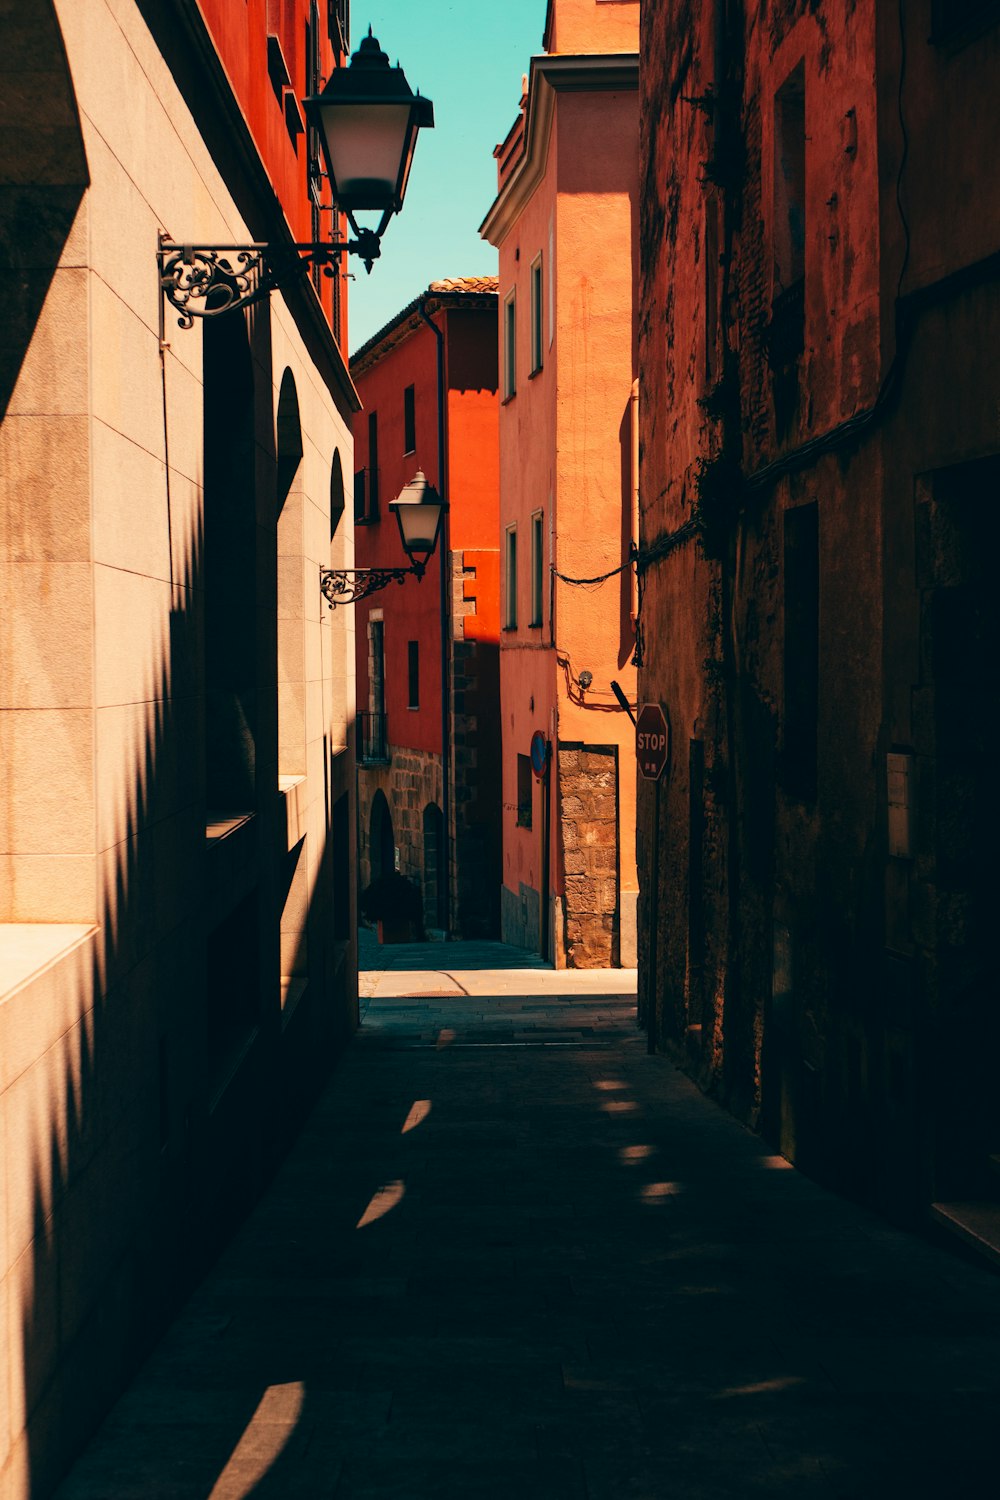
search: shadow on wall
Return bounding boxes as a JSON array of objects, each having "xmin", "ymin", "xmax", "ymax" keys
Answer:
[
  {"xmin": 0, "ymin": 0, "xmax": 88, "ymax": 420},
  {"xmin": 11, "ymin": 209, "xmax": 352, "ymax": 1500},
  {"xmin": 16, "ymin": 389, "xmax": 353, "ymax": 1498}
]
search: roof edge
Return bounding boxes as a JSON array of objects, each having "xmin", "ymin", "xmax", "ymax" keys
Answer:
[
  {"xmin": 479, "ymin": 52, "xmax": 639, "ymax": 249},
  {"xmin": 350, "ymin": 283, "xmax": 498, "ymax": 374}
]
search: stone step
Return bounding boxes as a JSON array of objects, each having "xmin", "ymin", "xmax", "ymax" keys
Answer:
[{"xmin": 931, "ymin": 1200, "xmax": 1000, "ymax": 1270}]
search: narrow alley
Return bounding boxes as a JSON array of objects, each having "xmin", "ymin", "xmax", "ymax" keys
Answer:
[{"xmin": 56, "ymin": 941, "xmax": 1000, "ymax": 1500}]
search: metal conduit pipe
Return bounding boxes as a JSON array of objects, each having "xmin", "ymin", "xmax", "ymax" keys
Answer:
[
  {"xmin": 418, "ymin": 296, "xmax": 451, "ymax": 937},
  {"xmin": 630, "ymin": 377, "xmax": 640, "ymax": 626}
]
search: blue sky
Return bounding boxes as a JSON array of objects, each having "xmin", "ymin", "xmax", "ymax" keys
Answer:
[{"xmin": 345, "ymin": 1, "xmax": 547, "ymax": 352}]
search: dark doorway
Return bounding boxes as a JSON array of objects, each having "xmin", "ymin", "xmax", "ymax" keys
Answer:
[
  {"xmin": 921, "ymin": 456, "xmax": 1000, "ymax": 1198},
  {"xmin": 369, "ymin": 789, "xmax": 395, "ymax": 882},
  {"xmin": 422, "ymin": 802, "xmax": 446, "ymax": 931}
]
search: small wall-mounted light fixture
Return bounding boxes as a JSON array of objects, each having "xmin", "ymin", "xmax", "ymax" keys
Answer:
[
  {"xmin": 158, "ymin": 29, "xmax": 433, "ymax": 327},
  {"xmin": 320, "ymin": 470, "xmax": 444, "ymax": 608},
  {"xmin": 578, "ymin": 669, "xmax": 593, "ymax": 693}
]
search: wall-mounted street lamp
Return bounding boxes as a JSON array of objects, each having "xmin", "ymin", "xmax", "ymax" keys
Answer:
[
  {"xmin": 158, "ymin": 29, "xmax": 433, "ymax": 326},
  {"xmin": 321, "ymin": 470, "xmax": 444, "ymax": 607}
]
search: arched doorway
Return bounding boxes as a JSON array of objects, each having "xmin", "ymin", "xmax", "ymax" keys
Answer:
[
  {"xmin": 369, "ymin": 790, "xmax": 395, "ymax": 883},
  {"xmin": 276, "ymin": 367, "xmax": 304, "ymax": 516},
  {"xmin": 330, "ymin": 448, "xmax": 345, "ymax": 540},
  {"xmin": 422, "ymin": 802, "xmax": 446, "ymax": 932}
]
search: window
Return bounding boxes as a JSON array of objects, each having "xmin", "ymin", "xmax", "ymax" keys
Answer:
[
  {"xmin": 369, "ymin": 617, "xmax": 385, "ymax": 718},
  {"xmin": 782, "ymin": 501, "xmax": 819, "ymax": 802},
  {"xmin": 330, "ymin": 448, "xmax": 345, "ymax": 539},
  {"xmin": 517, "ymin": 754, "xmax": 533, "ymax": 828},
  {"xmin": 353, "ymin": 469, "xmax": 367, "ymax": 523},
  {"xmin": 504, "ymin": 524, "xmax": 518, "ymax": 629},
  {"xmin": 771, "ymin": 62, "xmax": 806, "ymax": 436},
  {"xmin": 306, "ymin": 3, "xmax": 323, "ymax": 202},
  {"xmin": 403, "ymin": 384, "xmax": 416, "ymax": 454},
  {"xmin": 330, "ymin": 0, "xmax": 349, "ymax": 51},
  {"xmin": 367, "ymin": 411, "xmax": 380, "ymax": 517},
  {"xmin": 530, "ymin": 510, "xmax": 544, "ymax": 626},
  {"xmin": 529, "ymin": 255, "xmax": 543, "ymax": 374},
  {"xmin": 931, "ymin": 0, "xmax": 1000, "ymax": 43},
  {"xmin": 773, "ymin": 62, "xmax": 805, "ymax": 302},
  {"xmin": 407, "ymin": 640, "xmax": 420, "ymax": 709},
  {"xmin": 503, "ymin": 290, "xmax": 516, "ymax": 399}
]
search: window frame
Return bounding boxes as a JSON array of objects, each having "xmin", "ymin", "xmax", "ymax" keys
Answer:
[
  {"xmin": 530, "ymin": 509, "xmax": 544, "ymax": 627},
  {"xmin": 403, "ymin": 383, "xmax": 416, "ymax": 455},
  {"xmin": 516, "ymin": 753, "xmax": 533, "ymax": 829},
  {"xmin": 407, "ymin": 639, "xmax": 420, "ymax": 710},
  {"xmin": 367, "ymin": 410, "xmax": 380, "ymax": 519},
  {"xmin": 503, "ymin": 289, "xmax": 516, "ymax": 400},
  {"xmin": 529, "ymin": 254, "xmax": 543, "ymax": 375},
  {"xmin": 504, "ymin": 523, "xmax": 518, "ymax": 630}
]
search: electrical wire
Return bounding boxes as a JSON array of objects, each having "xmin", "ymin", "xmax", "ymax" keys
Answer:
[{"xmin": 554, "ymin": 516, "xmax": 700, "ymax": 589}]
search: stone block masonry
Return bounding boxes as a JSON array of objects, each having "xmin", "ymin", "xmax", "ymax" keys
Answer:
[
  {"xmin": 357, "ymin": 748, "xmax": 443, "ymax": 926},
  {"xmin": 558, "ymin": 744, "xmax": 621, "ymax": 968}
]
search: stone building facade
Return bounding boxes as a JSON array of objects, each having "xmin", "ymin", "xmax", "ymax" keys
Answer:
[
  {"xmin": 351, "ymin": 284, "xmax": 502, "ymax": 938},
  {"xmin": 0, "ymin": 1, "xmax": 362, "ymax": 1493},
  {"xmin": 638, "ymin": 0, "xmax": 1000, "ymax": 1238},
  {"xmin": 481, "ymin": 0, "xmax": 641, "ymax": 968}
]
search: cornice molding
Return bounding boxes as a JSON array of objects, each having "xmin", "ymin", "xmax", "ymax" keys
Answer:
[
  {"xmin": 479, "ymin": 52, "xmax": 639, "ymax": 249},
  {"xmin": 350, "ymin": 291, "xmax": 498, "ymax": 380}
]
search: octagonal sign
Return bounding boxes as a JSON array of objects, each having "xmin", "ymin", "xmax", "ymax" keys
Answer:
[{"xmin": 636, "ymin": 702, "xmax": 670, "ymax": 781}]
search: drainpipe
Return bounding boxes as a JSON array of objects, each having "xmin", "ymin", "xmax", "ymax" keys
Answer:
[
  {"xmin": 419, "ymin": 296, "xmax": 451, "ymax": 937},
  {"xmin": 630, "ymin": 378, "xmax": 640, "ymax": 626}
]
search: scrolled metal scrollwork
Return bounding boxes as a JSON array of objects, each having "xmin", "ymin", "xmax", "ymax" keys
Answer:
[
  {"xmin": 320, "ymin": 565, "xmax": 417, "ymax": 609},
  {"xmin": 158, "ymin": 227, "xmax": 382, "ymax": 331},
  {"xmin": 159, "ymin": 245, "xmax": 272, "ymax": 328}
]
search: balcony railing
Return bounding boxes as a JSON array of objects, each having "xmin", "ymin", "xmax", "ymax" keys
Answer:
[{"xmin": 357, "ymin": 710, "xmax": 389, "ymax": 764}]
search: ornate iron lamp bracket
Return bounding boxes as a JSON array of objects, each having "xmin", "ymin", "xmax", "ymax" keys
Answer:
[
  {"xmin": 158, "ymin": 223, "xmax": 383, "ymax": 328},
  {"xmin": 320, "ymin": 562, "xmax": 425, "ymax": 609}
]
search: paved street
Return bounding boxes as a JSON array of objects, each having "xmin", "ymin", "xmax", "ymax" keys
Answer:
[{"xmin": 57, "ymin": 940, "xmax": 1000, "ymax": 1499}]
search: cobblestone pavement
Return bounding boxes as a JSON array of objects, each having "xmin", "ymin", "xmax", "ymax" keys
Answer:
[{"xmin": 57, "ymin": 943, "xmax": 1000, "ymax": 1498}]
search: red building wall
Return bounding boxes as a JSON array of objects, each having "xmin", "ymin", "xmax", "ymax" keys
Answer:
[
  {"xmin": 196, "ymin": 0, "xmax": 346, "ymax": 337},
  {"xmin": 351, "ymin": 287, "xmax": 501, "ymax": 935},
  {"xmin": 354, "ymin": 316, "xmax": 446, "ymax": 753},
  {"xmin": 638, "ymin": 0, "xmax": 1000, "ymax": 1225}
]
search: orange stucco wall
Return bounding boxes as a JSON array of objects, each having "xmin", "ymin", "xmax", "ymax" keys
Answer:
[
  {"xmin": 544, "ymin": 0, "xmax": 640, "ymax": 54},
  {"xmin": 493, "ymin": 25, "xmax": 639, "ymax": 964}
]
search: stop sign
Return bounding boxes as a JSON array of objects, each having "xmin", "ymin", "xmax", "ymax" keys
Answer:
[{"xmin": 636, "ymin": 702, "xmax": 670, "ymax": 780}]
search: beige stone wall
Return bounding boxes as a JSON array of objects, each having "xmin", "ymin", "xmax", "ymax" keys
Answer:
[{"xmin": 0, "ymin": 3, "xmax": 357, "ymax": 1495}]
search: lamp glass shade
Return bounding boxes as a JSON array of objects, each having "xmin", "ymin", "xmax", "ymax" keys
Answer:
[
  {"xmin": 303, "ymin": 31, "xmax": 434, "ymax": 217},
  {"xmin": 391, "ymin": 471, "xmax": 444, "ymax": 562},
  {"xmin": 315, "ymin": 101, "xmax": 416, "ymax": 212}
]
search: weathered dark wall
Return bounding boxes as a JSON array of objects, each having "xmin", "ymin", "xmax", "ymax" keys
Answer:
[{"xmin": 638, "ymin": 0, "xmax": 1000, "ymax": 1220}]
